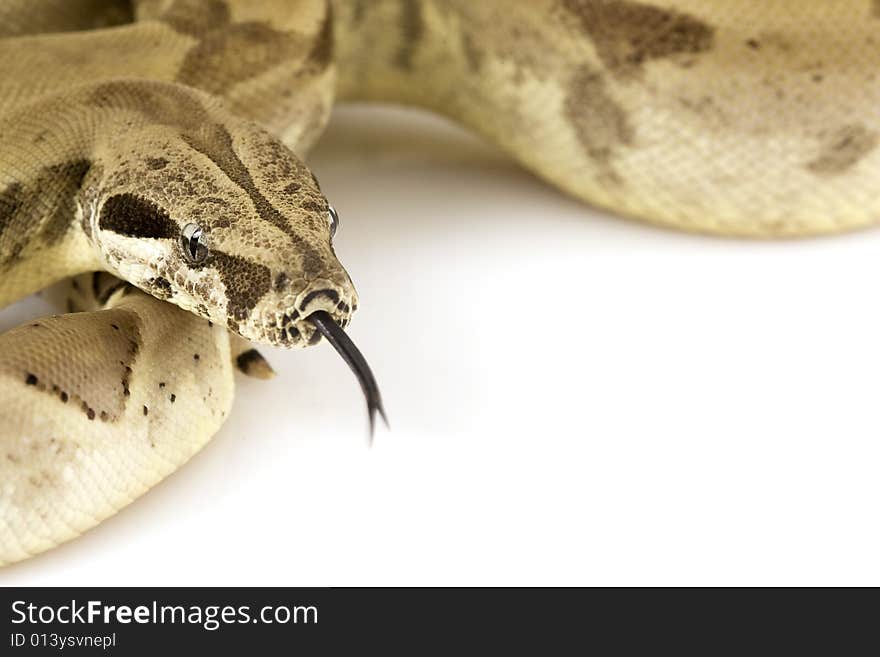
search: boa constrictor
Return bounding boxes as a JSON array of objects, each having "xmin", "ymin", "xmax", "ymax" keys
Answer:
[{"xmin": 1, "ymin": 0, "xmax": 878, "ymax": 566}]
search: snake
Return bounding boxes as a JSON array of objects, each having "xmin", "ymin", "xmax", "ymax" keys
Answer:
[{"xmin": 0, "ymin": 0, "xmax": 878, "ymax": 566}]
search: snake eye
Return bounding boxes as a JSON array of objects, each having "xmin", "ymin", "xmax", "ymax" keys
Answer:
[
  {"xmin": 180, "ymin": 223, "xmax": 209, "ymax": 264},
  {"xmin": 327, "ymin": 205, "xmax": 339, "ymax": 238}
]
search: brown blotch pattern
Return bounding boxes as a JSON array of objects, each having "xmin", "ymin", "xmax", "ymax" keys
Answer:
[
  {"xmin": 88, "ymin": 80, "xmax": 211, "ymax": 134},
  {"xmin": 180, "ymin": 123, "xmax": 325, "ymax": 276},
  {"xmin": 395, "ymin": 0, "xmax": 424, "ymax": 70},
  {"xmin": 39, "ymin": 161, "xmax": 92, "ymax": 247},
  {"xmin": 181, "ymin": 125, "xmax": 290, "ymax": 236},
  {"xmin": 209, "ymin": 251, "xmax": 272, "ymax": 326},
  {"xmin": 564, "ymin": 65, "xmax": 634, "ymax": 184},
  {"xmin": 99, "ymin": 193, "xmax": 179, "ymax": 239},
  {"xmin": 177, "ymin": 21, "xmax": 307, "ymax": 95},
  {"xmin": 306, "ymin": 2, "xmax": 335, "ymax": 70},
  {"xmin": 0, "ymin": 159, "xmax": 90, "ymax": 268},
  {"xmin": 2, "ymin": 308, "xmax": 144, "ymax": 423},
  {"xmin": 461, "ymin": 30, "xmax": 485, "ymax": 73},
  {"xmin": 806, "ymin": 124, "xmax": 878, "ymax": 176},
  {"xmin": 0, "ymin": 0, "xmax": 134, "ymax": 37},
  {"xmin": 158, "ymin": 0, "xmax": 231, "ymax": 36},
  {"xmin": 351, "ymin": 0, "xmax": 368, "ymax": 24},
  {"xmin": 561, "ymin": 0, "xmax": 715, "ymax": 75},
  {"xmin": 145, "ymin": 157, "xmax": 169, "ymax": 170}
]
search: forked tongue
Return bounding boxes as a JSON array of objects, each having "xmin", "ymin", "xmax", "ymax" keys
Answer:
[{"xmin": 308, "ymin": 310, "xmax": 388, "ymax": 440}]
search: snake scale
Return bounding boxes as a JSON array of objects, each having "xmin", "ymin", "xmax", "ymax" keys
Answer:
[{"xmin": 1, "ymin": 1, "xmax": 878, "ymax": 566}]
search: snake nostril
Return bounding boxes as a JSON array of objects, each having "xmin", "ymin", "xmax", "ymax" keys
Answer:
[{"xmin": 300, "ymin": 288, "xmax": 340, "ymax": 309}]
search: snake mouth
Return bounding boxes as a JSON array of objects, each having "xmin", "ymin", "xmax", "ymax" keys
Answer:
[
  {"xmin": 234, "ymin": 282, "xmax": 384, "ymax": 435},
  {"xmin": 245, "ymin": 282, "xmax": 357, "ymax": 348},
  {"xmin": 241, "ymin": 291, "xmax": 385, "ymax": 436}
]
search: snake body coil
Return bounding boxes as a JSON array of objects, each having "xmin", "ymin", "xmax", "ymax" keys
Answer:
[{"xmin": 1, "ymin": 0, "xmax": 878, "ymax": 565}]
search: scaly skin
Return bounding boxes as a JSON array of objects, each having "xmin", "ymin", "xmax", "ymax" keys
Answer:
[
  {"xmin": 0, "ymin": 274, "xmax": 233, "ymax": 564},
  {"xmin": 334, "ymin": 0, "xmax": 880, "ymax": 236},
  {"xmin": 2, "ymin": 0, "xmax": 879, "ymax": 565}
]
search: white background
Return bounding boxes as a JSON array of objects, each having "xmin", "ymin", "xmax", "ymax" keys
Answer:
[{"xmin": 3, "ymin": 105, "xmax": 880, "ymax": 585}]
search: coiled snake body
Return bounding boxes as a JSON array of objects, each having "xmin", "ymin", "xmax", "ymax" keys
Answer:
[{"xmin": 1, "ymin": 1, "xmax": 878, "ymax": 565}]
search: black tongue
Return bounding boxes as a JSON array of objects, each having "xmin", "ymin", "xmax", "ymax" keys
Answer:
[{"xmin": 308, "ymin": 310, "xmax": 388, "ymax": 439}]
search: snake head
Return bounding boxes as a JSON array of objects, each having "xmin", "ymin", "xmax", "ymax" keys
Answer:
[
  {"xmin": 80, "ymin": 88, "xmax": 384, "ymax": 433},
  {"xmin": 84, "ymin": 115, "xmax": 358, "ymax": 348}
]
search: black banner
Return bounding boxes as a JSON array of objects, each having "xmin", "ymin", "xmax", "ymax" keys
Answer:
[{"xmin": 0, "ymin": 587, "xmax": 873, "ymax": 653}]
